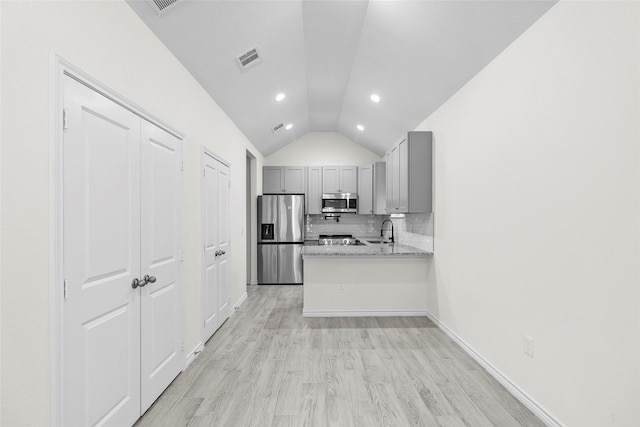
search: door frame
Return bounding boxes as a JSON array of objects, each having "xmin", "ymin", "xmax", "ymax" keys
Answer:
[
  {"xmin": 200, "ymin": 147, "xmax": 231, "ymax": 347},
  {"xmin": 50, "ymin": 55, "xmax": 185, "ymax": 426}
]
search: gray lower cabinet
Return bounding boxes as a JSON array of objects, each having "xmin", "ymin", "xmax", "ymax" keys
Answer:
[{"xmin": 386, "ymin": 131, "xmax": 432, "ymax": 214}]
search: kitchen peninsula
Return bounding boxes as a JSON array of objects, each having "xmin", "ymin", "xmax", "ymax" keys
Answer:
[{"xmin": 302, "ymin": 240, "xmax": 432, "ymax": 317}]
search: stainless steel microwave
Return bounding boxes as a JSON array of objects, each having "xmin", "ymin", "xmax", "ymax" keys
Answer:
[{"xmin": 321, "ymin": 193, "xmax": 357, "ymax": 213}]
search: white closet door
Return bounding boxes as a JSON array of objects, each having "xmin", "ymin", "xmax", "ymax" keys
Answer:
[
  {"xmin": 202, "ymin": 152, "xmax": 231, "ymax": 342},
  {"xmin": 140, "ymin": 120, "xmax": 184, "ymax": 412},
  {"xmin": 62, "ymin": 76, "xmax": 141, "ymax": 427},
  {"xmin": 202, "ymin": 152, "xmax": 220, "ymax": 340},
  {"xmin": 216, "ymin": 162, "xmax": 231, "ymax": 322}
]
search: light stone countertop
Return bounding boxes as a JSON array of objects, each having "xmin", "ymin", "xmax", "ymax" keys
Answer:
[{"xmin": 302, "ymin": 238, "xmax": 432, "ymax": 257}]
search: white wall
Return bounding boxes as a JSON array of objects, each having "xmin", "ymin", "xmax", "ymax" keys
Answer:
[
  {"xmin": 263, "ymin": 131, "xmax": 382, "ymax": 166},
  {"xmin": 0, "ymin": 1, "xmax": 263, "ymax": 425},
  {"xmin": 419, "ymin": 1, "xmax": 639, "ymax": 425}
]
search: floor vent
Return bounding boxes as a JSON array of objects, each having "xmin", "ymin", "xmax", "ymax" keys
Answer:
[
  {"xmin": 146, "ymin": 0, "xmax": 180, "ymax": 15},
  {"xmin": 272, "ymin": 123, "xmax": 284, "ymax": 133},
  {"xmin": 236, "ymin": 47, "xmax": 262, "ymax": 71}
]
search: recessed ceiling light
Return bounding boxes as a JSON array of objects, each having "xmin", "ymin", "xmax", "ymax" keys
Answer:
[
  {"xmin": 285, "ymin": 123, "xmax": 293, "ymax": 130},
  {"xmin": 357, "ymin": 124, "xmax": 364, "ymax": 131},
  {"xmin": 370, "ymin": 94, "xmax": 380, "ymax": 103},
  {"xmin": 275, "ymin": 93, "xmax": 286, "ymax": 102}
]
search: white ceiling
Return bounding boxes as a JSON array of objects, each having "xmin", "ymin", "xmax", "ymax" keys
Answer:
[{"xmin": 127, "ymin": 0, "xmax": 556, "ymax": 157}]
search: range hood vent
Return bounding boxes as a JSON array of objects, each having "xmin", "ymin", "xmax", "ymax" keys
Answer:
[
  {"xmin": 146, "ymin": 0, "xmax": 180, "ymax": 15},
  {"xmin": 272, "ymin": 123, "xmax": 284, "ymax": 133},
  {"xmin": 236, "ymin": 47, "xmax": 262, "ymax": 71}
]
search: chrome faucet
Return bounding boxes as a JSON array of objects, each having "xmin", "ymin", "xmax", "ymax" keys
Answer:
[{"xmin": 380, "ymin": 219, "xmax": 395, "ymax": 243}]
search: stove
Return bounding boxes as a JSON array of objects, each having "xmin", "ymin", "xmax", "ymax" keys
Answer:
[{"xmin": 318, "ymin": 234, "xmax": 357, "ymax": 246}]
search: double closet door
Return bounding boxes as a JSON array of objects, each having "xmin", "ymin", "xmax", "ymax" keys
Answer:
[
  {"xmin": 202, "ymin": 151, "xmax": 231, "ymax": 342},
  {"xmin": 62, "ymin": 76, "xmax": 183, "ymax": 426}
]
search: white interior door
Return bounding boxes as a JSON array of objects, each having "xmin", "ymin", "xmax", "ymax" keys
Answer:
[
  {"xmin": 202, "ymin": 153, "xmax": 219, "ymax": 340},
  {"xmin": 140, "ymin": 120, "xmax": 184, "ymax": 412},
  {"xmin": 63, "ymin": 76, "xmax": 141, "ymax": 427},
  {"xmin": 202, "ymin": 151, "xmax": 230, "ymax": 343},
  {"xmin": 216, "ymin": 162, "xmax": 231, "ymax": 321}
]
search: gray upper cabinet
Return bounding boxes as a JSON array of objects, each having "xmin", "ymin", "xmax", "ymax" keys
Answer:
[
  {"xmin": 322, "ymin": 166, "xmax": 357, "ymax": 193},
  {"xmin": 358, "ymin": 162, "xmax": 386, "ymax": 215},
  {"xmin": 385, "ymin": 131, "xmax": 432, "ymax": 214},
  {"xmin": 262, "ymin": 166, "xmax": 306, "ymax": 194},
  {"xmin": 263, "ymin": 167, "xmax": 283, "ymax": 193},
  {"xmin": 306, "ymin": 167, "xmax": 323, "ymax": 214}
]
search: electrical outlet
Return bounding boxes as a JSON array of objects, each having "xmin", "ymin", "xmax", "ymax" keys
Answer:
[
  {"xmin": 523, "ymin": 335, "xmax": 534, "ymax": 357},
  {"xmin": 339, "ymin": 283, "xmax": 345, "ymax": 290}
]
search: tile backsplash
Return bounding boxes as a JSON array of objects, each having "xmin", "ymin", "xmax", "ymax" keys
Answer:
[
  {"xmin": 306, "ymin": 214, "xmax": 385, "ymax": 239},
  {"xmin": 391, "ymin": 213, "xmax": 434, "ymax": 252},
  {"xmin": 305, "ymin": 212, "xmax": 434, "ymax": 252}
]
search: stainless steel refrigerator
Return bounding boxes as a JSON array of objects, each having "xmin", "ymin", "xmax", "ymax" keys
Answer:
[{"xmin": 257, "ymin": 194, "xmax": 304, "ymax": 284}]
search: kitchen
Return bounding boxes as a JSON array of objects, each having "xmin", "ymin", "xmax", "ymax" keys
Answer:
[
  {"xmin": 259, "ymin": 131, "xmax": 435, "ymax": 316},
  {"xmin": 2, "ymin": 1, "xmax": 639, "ymax": 427}
]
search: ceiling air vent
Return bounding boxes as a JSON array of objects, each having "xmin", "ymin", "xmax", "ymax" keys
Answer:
[
  {"xmin": 272, "ymin": 123, "xmax": 284, "ymax": 133},
  {"xmin": 236, "ymin": 47, "xmax": 262, "ymax": 72},
  {"xmin": 146, "ymin": 0, "xmax": 180, "ymax": 15}
]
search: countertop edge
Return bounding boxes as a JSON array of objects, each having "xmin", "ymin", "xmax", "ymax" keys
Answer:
[{"xmin": 302, "ymin": 242, "xmax": 432, "ymax": 258}]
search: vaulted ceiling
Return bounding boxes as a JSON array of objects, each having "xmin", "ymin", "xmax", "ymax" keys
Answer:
[{"xmin": 127, "ymin": 0, "xmax": 556, "ymax": 157}]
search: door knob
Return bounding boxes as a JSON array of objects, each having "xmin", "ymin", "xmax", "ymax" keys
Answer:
[
  {"xmin": 132, "ymin": 277, "xmax": 148, "ymax": 289},
  {"xmin": 132, "ymin": 275, "xmax": 156, "ymax": 289}
]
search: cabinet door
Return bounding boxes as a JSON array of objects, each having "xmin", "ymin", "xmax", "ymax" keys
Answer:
[
  {"xmin": 386, "ymin": 151, "xmax": 394, "ymax": 212},
  {"xmin": 322, "ymin": 166, "xmax": 340, "ymax": 193},
  {"xmin": 284, "ymin": 166, "xmax": 306, "ymax": 193},
  {"xmin": 263, "ymin": 167, "xmax": 283, "ymax": 193},
  {"xmin": 390, "ymin": 145, "xmax": 401, "ymax": 212},
  {"xmin": 307, "ymin": 167, "xmax": 322, "ymax": 214},
  {"xmin": 398, "ymin": 139, "xmax": 409, "ymax": 212},
  {"xmin": 340, "ymin": 166, "xmax": 358, "ymax": 193},
  {"xmin": 373, "ymin": 162, "xmax": 387, "ymax": 215},
  {"xmin": 358, "ymin": 164, "xmax": 373, "ymax": 214}
]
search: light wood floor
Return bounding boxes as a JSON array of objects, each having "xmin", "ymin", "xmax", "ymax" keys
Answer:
[{"xmin": 135, "ymin": 285, "xmax": 545, "ymax": 427}]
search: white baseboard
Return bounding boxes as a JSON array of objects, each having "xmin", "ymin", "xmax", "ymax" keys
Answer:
[
  {"xmin": 185, "ymin": 342, "xmax": 204, "ymax": 369},
  {"xmin": 303, "ymin": 309, "xmax": 428, "ymax": 318},
  {"xmin": 249, "ymin": 280, "xmax": 258, "ymax": 285},
  {"xmin": 233, "ymin": 291, "xmax": 248, "ymax": 311},
  {"xmin": 424, "ymin": 312, "xmax": 561, "ymax": 427}
]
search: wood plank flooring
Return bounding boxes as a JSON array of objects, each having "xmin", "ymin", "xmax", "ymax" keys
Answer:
[{"xmin": 134, "ymin": 285, "xmax": 545, "ymax": 427}]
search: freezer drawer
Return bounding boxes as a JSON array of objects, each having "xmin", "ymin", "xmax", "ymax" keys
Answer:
[
  {"xmin": 278, "ymin": 244, "xmax": 303, "ymax": 284},
  {"xmin": 257, "ymin": 244, "xmax": 278, "ymax": 284}
]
